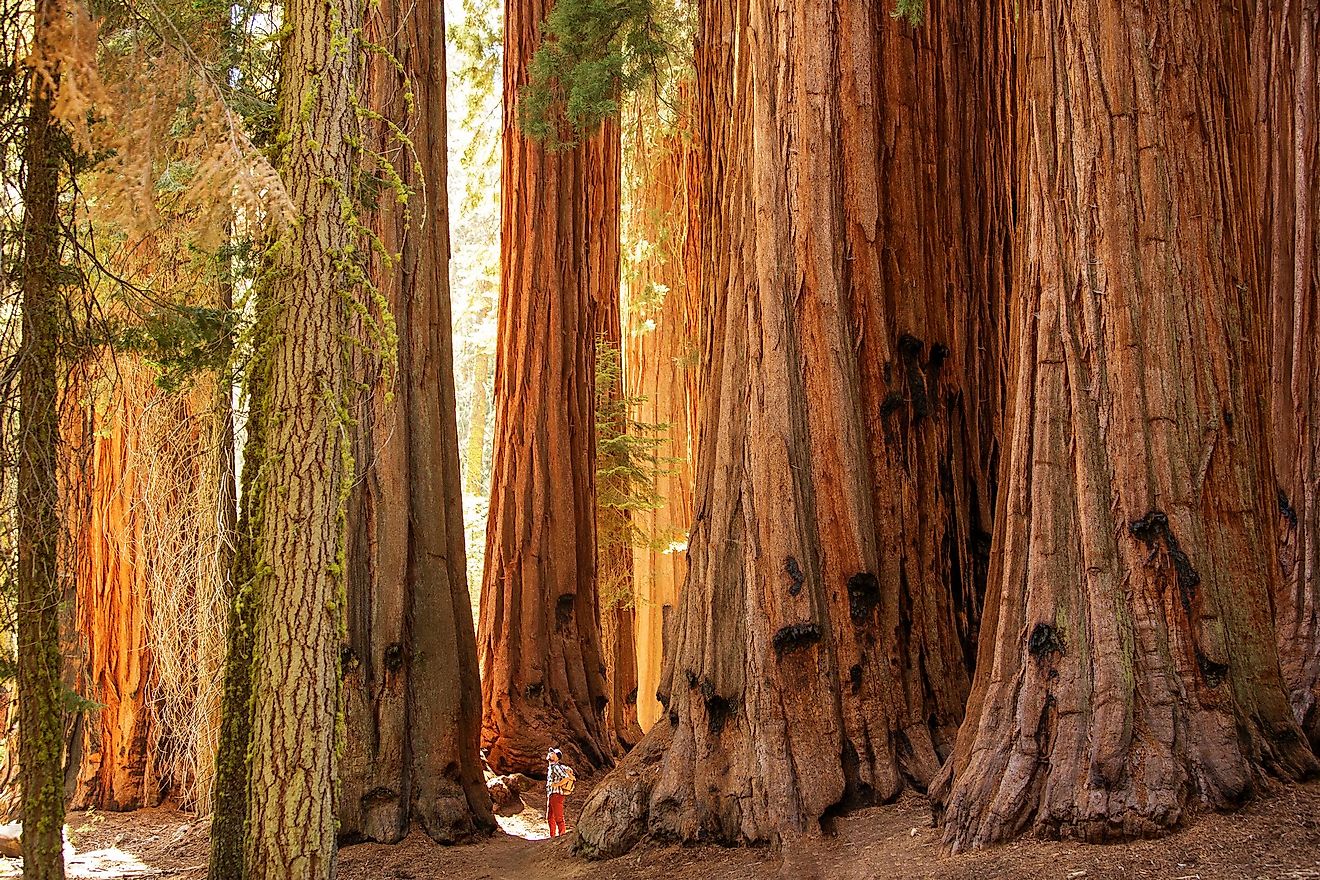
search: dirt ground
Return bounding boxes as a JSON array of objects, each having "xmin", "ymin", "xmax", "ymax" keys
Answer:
[{"xmin": 4, "ymin": 779, "xmax": 1320, "ymax": 880}]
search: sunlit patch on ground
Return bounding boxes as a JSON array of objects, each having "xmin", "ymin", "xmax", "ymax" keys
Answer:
[
  {"xmin": 496, "ymin": 805, "xmax": 551, "ymax": 841},
  {"xmin": 0, "ymin": 847, "xmax": 153, "ymax": 879}
]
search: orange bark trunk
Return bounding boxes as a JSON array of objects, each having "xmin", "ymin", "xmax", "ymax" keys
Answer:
[
  {"xmin": 477, "ymin": 0, "xmax": 616, "ymax": 774},
  {"xmin": 578, "ymin": 0, "xmax": 1008, "ymax": 854}
]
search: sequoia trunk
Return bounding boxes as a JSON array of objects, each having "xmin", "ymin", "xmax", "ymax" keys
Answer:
[
  {"xmin": 933, "ymin": 0, "xmax": 1318, "ymax": 850},
  {"xmin": 577, "ymin": 0, "xmax": 1007, "ymax": 855},
  {"xmin": 240, "ymin": 0, "xmax": 362, "ymax": 872},
  {"xmin": 339, "ymin": 0, "xmax": 495, "ymax": 843},
  {"xmin": 1259, "ymin": 0, "xmax": 1320, "ymax": 749},
  {"xmin": 476, "ymin": 0, "xmax": 614, "ymax": 774}
]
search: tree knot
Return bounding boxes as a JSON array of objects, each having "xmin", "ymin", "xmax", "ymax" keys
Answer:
[
  {"xmin": 847, "ymin": 572, "xmax": 880, "ymax": 623},
  {"xmin": 1028, "ymin": 622, "xmax": 1064, "ymax": 659},
  {"xmin": 785, "ymin": 555, "xmax": 805, "ymax": 596},
  {"xmin": 772, "ymin": 622, "xmax": 822, "ymax": 656}
]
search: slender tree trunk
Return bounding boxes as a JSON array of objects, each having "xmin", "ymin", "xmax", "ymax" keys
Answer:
[
  {"xmin": 207, "ymin": 363, "xmax": 262, "ymax": 880},
  {"xmin": 933, "ymin": 0, "xmax": 1318, "ymax": 851},
  {"xmin": 577, "ymin": 0, "xmax": 1006, "ymax": 856},
  {"xmin": 239, "ymin": 0, "xmax": 362, "ymax": 873},
  {"xmin": 1258, "ymin": 0, "xmax": 1320, "ymax": 749},
  {"xmin": 339, "ymin": 0, "xmax": 495, "ymax": 842},
  {"xmin": 623, "ymin": 109, "xmax": 701, "ymax": 733},
  {"xmin": 16, "ymin": 0, "xmax": 67, "ymax": 872},
  {"xmin": 477, "ymin": 0, "xmax": 614, "ymax": 775}
]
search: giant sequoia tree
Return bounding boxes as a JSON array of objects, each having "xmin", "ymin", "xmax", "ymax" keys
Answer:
[
  {"xmin": 477, "ymin": 0, "xmax": 615, "ymax": 774},
  {"xmin": 578, "ymin": 0, "xmax": 1007, "ymax": 854},
  {"xmin": 339, "ymin": 0, "xmax": 494, "ymax": 843},
  {"xmin": 1259, "ymin": 0, "xmax": 1320, "ymax": 749},
  {"xmin": 933, "ymin": 0, "xmax": 1317, "ymax": 850}
]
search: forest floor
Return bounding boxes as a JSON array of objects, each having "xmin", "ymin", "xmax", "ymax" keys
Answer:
[{"xmin": 3, "ymin": 778, "xmax": 1320, "ymax": 880}]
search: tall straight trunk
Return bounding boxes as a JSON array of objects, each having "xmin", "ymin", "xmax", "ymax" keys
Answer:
[
  {"xmin": 207, "ymin": 363, "xmax": 263, "ymax": 880},
  {"xmin": 590, "ymin": 119, "xmax": 641, "ymax": 753},
  {"xmin": 339, "ymin": 0, "xmax": 495, "ymax": 843},
  {"xmin": 578, "ymin": 0, "xmax": 1007, "ymax": 855},
  {"xmin": 477, "ymin": 0, "xmax": 614, "ymax": 775},
  {"xmin": 1259, "ymin": 0, "xmax": 1320, "ymax": 749},
  {"xmin": 16, "ymin": 0, "xmax": 66, "ymax": 872},
  {"xmin": 933, "ymin": 0, "xmax": 1317, "ymax": 851},
  {"xmin": 240, "ymin": 0, "xmax": 361, "ymax": 873},
  {"xmin": 623, "ymin": 107, "xmax": 700, "ymax": 733}
]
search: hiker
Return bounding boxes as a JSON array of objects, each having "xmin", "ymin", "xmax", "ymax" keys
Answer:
[{"xmin": 545, "ymin": 747, "xmax": 575, "ymax": 837}]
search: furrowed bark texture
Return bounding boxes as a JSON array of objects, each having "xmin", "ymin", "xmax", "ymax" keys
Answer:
[
  {"xmin": 591, "ymin": 119, "xmax": 643, "ymax": 754},
  {"xmin": 241, "ymin": 0, "xmax": 362, "ymax": 872},
  {"xmin": 933, "ymin": 0, "xmax": 1318, "ymax": 851},
  {"xmin": 1258, "ymin": 0, "xmax": 1320, "ymax": 749},
  {"xmin": 477, "ymin": 0, "xmax": 613, "ymax": 775},
  {"xmin": 578, "ymin": 0, "xmax": 1008, "ymax": 855},
  {"xmin": 339, "ymin": 0, "xmax": 495, "ymax": 843},
  {"xmin": 16, "ymin": 0, "xmax": 67, "ymax": 872},
  {"xmin": 623, "ymin": 112, "xmax": 700, "ymax": 733}
]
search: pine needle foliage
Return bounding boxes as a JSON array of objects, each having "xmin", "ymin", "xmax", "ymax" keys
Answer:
[{"xmin": 519, "ymin": 0, "xmax": 692, "ymax": 147}]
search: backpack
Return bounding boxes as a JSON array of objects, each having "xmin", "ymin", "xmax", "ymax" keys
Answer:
[{"xmin": 558, "ymin": 766, "xmax": 576, "ymax": 795}]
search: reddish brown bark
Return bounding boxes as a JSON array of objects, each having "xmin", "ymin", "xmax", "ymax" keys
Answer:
[
  {"xmin": 1258, "ymin": 0, "xmax": 1320, "ymax": 750},
  {"xmin": 577, "ymin": 0, "xmax": 1007, "ymax": 855},
  {"xmin": 477, "ymin": 0, "xmax": 615, "ymax": 774},
  {"xmin": 339, "ymin": 0, "xmax": 495, "ymax": 843},
  {"xmin": 933, "ymin": 0, "xmax": 1317, "ymax": 850}
]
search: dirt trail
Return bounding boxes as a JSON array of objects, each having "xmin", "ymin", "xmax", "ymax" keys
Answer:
[{"xmin": 3, "ymin": 781, "xmax": 1318, "ymax": 879}]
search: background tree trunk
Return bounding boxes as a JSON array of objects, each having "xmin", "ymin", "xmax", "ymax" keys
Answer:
[
  {"xmin": 590, "ymin": 120, "xmax": 642, "ymax": 754},
  {"xmin": 1258, "ymin": 0, "xmax": 1320, "ymax": 750},
  {"xmin": 476, "ymin": 0, "xmax": 614, "ymax": 775},
  {"xmin": 933, "ymin": 0, "xmax": 1318, "ymax": 851},
  {"xmin": 577, "ymin": 0, "xmax": 1008, "ymax": 855},
  {"xmin": 241, "ymin": 0, "xmax": 362, "ymax": 872},
  {"xmin": 16, "ymin": 0, "xmax": 67, "ymax": 872},
  {"xmin": 339, "ymin": 0, "xmax": 495, "ymax": 843},
  {"xmin": 623, "ymin": 108, "xmax": 699, "ymax": 733},
  {"xmin": 65, "ymin": 385, "xmax": 158, "ymax": 812}
]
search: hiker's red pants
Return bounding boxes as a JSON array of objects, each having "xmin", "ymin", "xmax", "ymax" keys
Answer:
[{"xmin": 548, "ymin": 793, "xmax": 566, "ymax": 836}]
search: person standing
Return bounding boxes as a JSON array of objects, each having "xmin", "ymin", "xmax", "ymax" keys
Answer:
[{"xmin": 545, "ymin": 747, "xmax": 575, "ymax": 837}]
